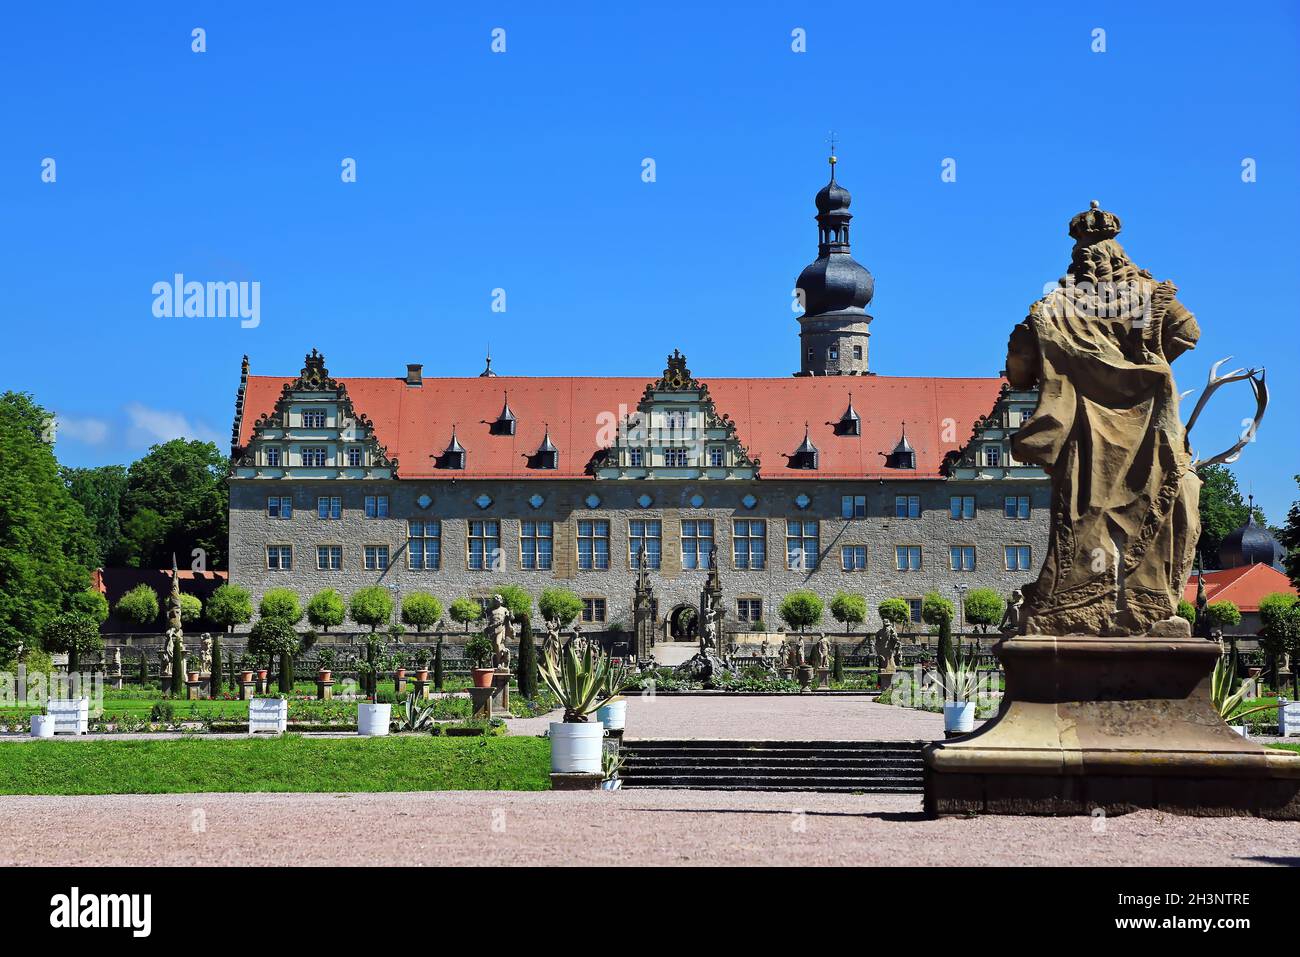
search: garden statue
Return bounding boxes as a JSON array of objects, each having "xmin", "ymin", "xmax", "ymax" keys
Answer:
[
  {"xmin": 542, "ymin": 617, "xmax": 562, "ymax": 663},
  {"xmin": 760, "ymin": 636, "xmax": 770, "ymax": 660},
  {"xmin": 998, "ymin": 590, "xmax": 1023, "ymax": 638},
  {"xmin": 923, "ymin": 199, "xmax": 1295, "ymax": 820},
  {"xmin": 158, "ymin": 640, "xmax": 172, "ymax": 675},
  {"xmin": 785, "ymin": 635, "xmax": 806, "ymax": 669},
  {"xmin": 812, "ymin": 633, "xmax": 832, "ymax": 670},
  {"xmin": 199, "ymin": 635, "xmax": 213, "ymax": 675},
  {"xmin": 111, "ymin": 647, "xmax": 122, "ymax": 674},
  {"xmin": 874, "ymin": 621, "xmax": 900, "ymax": 672},
  {"xmin": 485, "ymin": 594, "xmax": 512, "ymax": 669}
]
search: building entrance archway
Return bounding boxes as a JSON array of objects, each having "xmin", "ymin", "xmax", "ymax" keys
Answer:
[{"xmin": 668, "ymin": 604, "xmax": 697, "ymax": 642}]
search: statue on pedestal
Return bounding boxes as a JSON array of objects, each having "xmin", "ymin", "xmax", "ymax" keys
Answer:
[
  {"xmin": 199, "ymin": 635, "xmax": 213, "ymax": 676},
  {"xmin": 812, "ymin": 633, "xmax": 832, "ymax": 670},
  {"xmin": 485, "ymin": 594, "xmax": 512, "ymax": 669},
  {"xmin": 111, "ymin": 647, "xmax": 122, "ymax": 675},
  {"xmin": 998, "ymin": 590, "xmax": 1023, "ymax": 638},
  {"xmin": 874, "ymin": 621, "xmax": 900, "ymax": 672},
  {"xmin": 542, "ymin": 617, "xmax": 562, "ymax": 664}
]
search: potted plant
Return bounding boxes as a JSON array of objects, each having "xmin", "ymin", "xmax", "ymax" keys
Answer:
[
  {"xmin": 465, "ymin": 635, "xmax": 495, "ymax": 688},
  {"xmin": 596, "ymin": 688, "xmax": 628, "ymax": 733},
  {"xmin": 413, "ymin": 648, "xmax": 431, "ymax": 683},
  {"xmin": 393, "ymin": 650, "xmax": 408, "ymax": 682},
  {"xmin": 355, "ymin": 635, "xmax": 392, "ymax": 736},
  {"xmin": 1211, "ymin": 651, "xmax": 1275, "ymax": 737},
  {"xmin": 539, "ymin": 643, "xmax": 630, "ymax": 774},
  {"xmin": 935, "ymin": 642, "xmax": 981, "ymax": 734},
  {"xmin": 601, "ymin": 748, "xmax": 625, "ymax": 791},
  {"xmin": 316, "ymin": 647, "xmax": 336, "ymax": 682},
  {"xmin": 238, "ymin": 652, "xmax": 254, "ymax": 685}
]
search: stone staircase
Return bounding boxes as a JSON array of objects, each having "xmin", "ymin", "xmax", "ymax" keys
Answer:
[{"xmin": 618, "ymin": 739, "xmax": 926, "ymax": 793}]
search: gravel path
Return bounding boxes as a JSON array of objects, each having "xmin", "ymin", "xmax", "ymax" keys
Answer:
[
  {"xmin": 509, "ymin": 694, "xmax": 947, "ymax": 740},
  {"xmin": 2, "ymin": 790, "xmax": 1295, "ymax": 866}
]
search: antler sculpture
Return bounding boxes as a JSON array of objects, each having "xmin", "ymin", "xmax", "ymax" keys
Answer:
[{"xmin": 1183, "ymin": 357, "xmax": 1268, "ymax": 471}]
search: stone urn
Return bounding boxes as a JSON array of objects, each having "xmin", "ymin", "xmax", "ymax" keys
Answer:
[{"xmin": 796, "ymin": 665, "xmax": 814, "ymax": 691}]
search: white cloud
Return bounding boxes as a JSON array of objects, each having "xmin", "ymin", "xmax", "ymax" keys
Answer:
[
  {"xmin": 125, "ymin": 403, "xmax": 221, "ymax": 446},
  {"xmin": 54, "ymin": 414, "xmax": 111, "ymax": 446}
]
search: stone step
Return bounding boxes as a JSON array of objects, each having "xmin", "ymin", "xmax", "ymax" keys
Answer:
[
  {"xmin": 621, "ymin": 765, "xmax": 921, "ymax": 779},
  {"xmin": 622, "ymin": 755, "xmax": 922, "ymax": 770},
  {"xmin": 621, "ymin": 775, "xmax": 923, "ymax": 792},
  {"xmin": 623, "ymin": 739, "xmax": 926, "ymax": 751}
]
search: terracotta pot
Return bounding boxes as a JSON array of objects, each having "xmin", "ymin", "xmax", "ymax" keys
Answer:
[
  {"xmin": 395, "ymin": 668, "xmax": 406, "ymax": 679},
  {"xmin": 416, "ymin": 669, "xmax": 429, "ymax": 682},
  {"xmin": 187, "ymin": 671, "xmax": 199, "ymax": 683},
  {"xmin": 240, "ymin": 671, "xmax": 253, "ymax": 683},
  {"xmin": 471, "ymin": 667, "xmax": 495, "ymax": 689},
  {"xmin": 318, "ymin": 670, "xmax": 332, "ymax": 682},
  {"xmin": 258, "ymin": 669, "xmax": 268, "ymax": 680}
]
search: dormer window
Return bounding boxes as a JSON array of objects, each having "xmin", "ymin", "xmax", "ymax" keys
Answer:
[
  {"xmin": 438, "ymin": 428, "xmax": 466, "ymax": 470},
  {"xmin": 302, "ymin": 409, "xmax": 326, "ymax": 428},
  {"xmin": 836, "ymin": 395, "xmax": 862, "ymax": 436},
  {"xmin": 789, "ymin": 424, "xmax": 819, "ymax": 470},
  {"xmin": 491, "ymin": 393, "xmax": 517, "ymax": 436},
  {"xmin": 532, "ymin": 427, "xmax": 559, "ymax": 470},
  {"xmin": 883, "ymin": 423, "xmax": 916, "ymax": 470}
]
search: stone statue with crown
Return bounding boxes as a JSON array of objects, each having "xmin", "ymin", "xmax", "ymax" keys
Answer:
[{"xmin": 924, "ymin": 200, "xmax": 1296, "ymax": 820}]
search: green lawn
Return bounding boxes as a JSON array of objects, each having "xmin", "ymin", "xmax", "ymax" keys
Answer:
[
  {"xmin": 0, "ymin": 734, "xmax": 551, "ymax": 794},
  {"xmin": 1268, "ymin": 743, "xmax": 1300, "ymax": 754}
]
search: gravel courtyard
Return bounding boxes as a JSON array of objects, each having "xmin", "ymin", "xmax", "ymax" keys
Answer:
[{"xmin": 2, "ymin": 789, "xmax": 1297, "ymax": 867}]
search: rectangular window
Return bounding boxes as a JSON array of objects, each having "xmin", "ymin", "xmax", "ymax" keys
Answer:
[
  {"xmin": 468, "ymin": 520, "xmax": 501, "ymax": 571},
  {"xmin": 316, "ymin": 545, "xmax": 341, "ymax": 570},
  {"xmin": 628, "ymin": 448, "xmax": 643, "ymax": 468},
  {"xmin": 581, "ymin": 597, "xmax": 607, "ymax": 623},
  {"xmin": 302, "ymin": 409, "xmax": 326, "ymax": 429},
  {"xmin": 266, "ymin": 545, "xmax": 292, "ymax": 570},
  {"xmin": 265, "ymin": 447, "xmax": 281, "ymax": 467},
  {"xmin": 346, "ymin": 447, "xmax": 362, "ymax": 468},
  {"xmin": 1004, "ymin": 495, "xmax": 1030, "ymax": 520},
  {"xmin": 681, "ymin": 519, "xmax": 715, "ymax": 569},
  {"xmin": 841, "ymin": 495, "xmax": 867, "ymax": 519},
  {"xmin": 628, "ymin": 520, "xmax": 662, "ymax": 569},
  {"xmin": 895, "ymin": 495, "xmax": 921, "ymax": 519},
  {"xmin": 317, "ymin": 496, "xmax": 341, "ymax": 519},
  {"xmin": 906, "ymin": 598, "xmax": 923, "ymax": 624},
  {"xmin": 364, "ymin": 495, "xmax": 389, "ymax": 518},
  {"xmin": 578, "ymin": 519, "xmax": 610, "ymax": 570},
  {"xmin": 950, "ymin": 545, "xmax": 976, "ymax": 571},
  {"xmin": 786, "ymin": 520, "xmax": 819, "ymax": 570},
  {"xmin": 949, "ymin": 495, "xmax": 975, "ymax": 520},
  {"xmin": 853, "ymin": 345, "xmax": 863, "ymax": 360},
  {"xmin": 302, "ymin": 447, "xmax": 327, "ymax": 467},
  {"xmin": 408, "ymin": 520, "xmax": 441, "ymax": 570},
  {"xmin": 732, "ymin": 519, "xmax": 767, "ymax": 570},
  {"xmin": 665, "ymin": 448, "xmax": 688, "ymax": 468},
  {"xmin": 737, "ymin": 598, "xmax": 763, "ymax": 623},
  {"xmin": 896, "ymin": 545, "xmax": 922, "ymax": 571},
  {"xmin": 708, "ymin": 447, "xmax": 725, "ymax": 468},
  {"xmin": 985, "ymin": 446, "xmax": 1002, "ymax": 467},
  {"xmin": 267, "ymin": 496, "xmax": 292, "ymax": 519},
  {"xmin": 520, "ymin": 521, "xmax": 554, "ymax": 570},
  {"xmin": 1005, "ymin": 545, "xmax": 1032, "ymax": 571},
  {"xmin": 841, "ymin": 545, "xmax": 867, "ymax": 571}
]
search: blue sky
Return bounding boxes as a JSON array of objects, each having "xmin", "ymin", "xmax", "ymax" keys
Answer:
[{"xmin": 3, "ymin": 1, "xmax": 1298, "ymax": 520}]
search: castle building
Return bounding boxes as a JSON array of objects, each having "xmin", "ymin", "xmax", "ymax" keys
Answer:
[{"xmin": 227, "ymin": 159, "xmax": 1049, "ymax": 649}]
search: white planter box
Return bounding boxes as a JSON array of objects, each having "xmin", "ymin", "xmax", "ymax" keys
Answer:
[
  {"xmin": 48, "ymin": 698, "xmax": 89, "ymax": 735},
  {"xmin": 943, "ymin": 701, "xmax": 975, "ymax": 733},
  {"xmin": 30, "ymin": 715, "xmax": 56, "ymax": 738},
  {"xmin": 597, "ymin": 699, "xmax": 626, "ymax": 732},
  {"xmin": 550, "ymin": 721, "xmax": 604, "ymax": 774},
  {"xmin": 600, "ymin": 778, "xmax": 623, "ymax": 791},
  {"xmin": 357, "ymin": 703, "xmax": 391, "ymax": 736},
  {"xmin": 1279, "ymin": 700, "xmax": 1299, "ymax": 737},
  {"xmin": 248, "ymin": 697, "xmax": 288, "ymax": 735}
]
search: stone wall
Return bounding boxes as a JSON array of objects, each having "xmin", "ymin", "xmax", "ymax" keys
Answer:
[{"xmin": 229, "ymin": 477, "xmax": 1049, "ymax": 635}]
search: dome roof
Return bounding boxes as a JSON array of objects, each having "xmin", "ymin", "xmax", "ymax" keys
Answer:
[
  {"xmin": 815, "ymin": 178, "xmax": 851, "ymax": 215},
  {"xmin": 1218, "ymin": 508, "xmax": 1284, "ymax": 570},
  {"xmin": 797, "ymin": 254, "xmax": 874, "ymax": 316}
]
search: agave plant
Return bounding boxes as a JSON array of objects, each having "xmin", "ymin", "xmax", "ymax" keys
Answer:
[
  {"xmin": 1211, "ymin": 652, "xmax": 1275, "ymax": 727},
  {"xmin": 392, "ymin": 692, "xmax": 436, "ymax": 733},
  {"xmin": 932, "ymin": 642, "xmax": 983, "ymax": 704},
  {"xmin": 601, "ymin": 747, "xmax": 625, "ymax": 782},
  {"xmin": 539, "ymin": 642, "xmax": 626, "ymax": 722}
]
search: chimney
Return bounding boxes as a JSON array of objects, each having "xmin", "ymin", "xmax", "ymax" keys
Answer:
[{"xmin": 405, "ymin": 363, "xmax": 423, "ymax": 386}]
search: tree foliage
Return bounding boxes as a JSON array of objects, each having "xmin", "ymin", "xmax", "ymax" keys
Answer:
[
  {"xmin": 179, "ymin": 593, "xmax": 202, "ymax": 624},
  {"xmin": 306, "ymin": 588, "xmax": 346, "ymax": 632},
  {"xmin": 778, "ymin": 590, "xmax": 824, "ymax": 632},
  {"xmin": 400, "ymin": 592, "xmax": 443, "ymax": 631},
  {"xmin": 1205, "ymin": 600, "xmax": 1242, "ymax": 631},
  {"xmin": 829, "ymin": 592, "xmax": 866, "ymax": 631},
  {"xmin": 207, "ymin": 584, "xmax": 253, "ymax": 632},
  {"xmin": 115, "ymin": 584, "xmax": 160, "ymax": 627},
  {"xmin": 964, "ymin": 588, "xmax": 1005, "ymax": 631},
  {"xmin": 877, "ymin": 598, "xmax": 911, "ymax": 627},
  {"xmin": 259, "ymin": 587, "xmax": 303, "ymax": 624},
  {"xmin": 61, "ymin": 464, "xmax": 128, "ymax": 566},
  {"xmin": 449, "ymin": 597, "xmax": 482, "ymax": 631},
  {"xmin": 0, "ymin": 392, "xmax": 98, "ymax": 661},
  {"xmin": 40, "ymin": 610, "xmax": 104, "ymax": 671},
  {"xmin": 1279, "ymin": 473, "xmax": 1300, "ymax": 592},
  {"xmin": 1176, "ymin": 598, "xmax": 1197, "ymax": 625},
  {"xmin": 349, "ymin": 586, "xmax": 393, "ymax": 631},
  {"xmin": 117, "ymin": 439, "xmax": 229, "ymax": 569},
  {"xmin": 538, "ymin": 588, "xmax": 582, "ymax": 628},
  {"xmin": 921, "ymin": 592, "xmax": 956, "ymax": 626},
  {"xmin": 69, "ymin": 589, "xmax": 110, "ymax": 624}
]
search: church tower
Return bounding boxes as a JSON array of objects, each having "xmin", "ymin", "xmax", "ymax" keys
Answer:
[{"xmin": 795, "ymin": 152, "xmax": 874, "ymax": 375}]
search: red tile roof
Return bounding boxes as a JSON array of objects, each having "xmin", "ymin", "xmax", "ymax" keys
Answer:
[
  {"xmin": 239, "ymin": 374, "xmax": 1006, "ymax": 480},
  {"xmin": 1182, "ymin": 563, "xmax": 1297, "ymax": 613}
]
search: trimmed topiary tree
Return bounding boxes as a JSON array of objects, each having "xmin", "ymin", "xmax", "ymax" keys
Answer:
[
  {"xmin": 964, "ymin": 588, "xmax": 1005, "ymax": 633},
  {"xmin": 400, "ymin": 592, "xmax": 443, "ymax": 634},
  {"xmin": 138, "ymin": 648, "xmax": 148, "ymax": 687},
  {"xmin": 259, "ymin": 587, "xmax": 303, "ymax": 624},
  {"xmin": 539, "ymin": 588, "xmax": 583, "ymax": 628},
  {"xmin": 878, "ymin": 598, "xmax": 911, "ymax": 629},
  {"xmin": 922, "ymin": 592, "xmax": 956, "ymax": 675},
  {"xmin": 307, "ymin": 588, "xmax": 346, "ymax": 633},
  {"xmin": 41, "ymin": 611, "xmax": 103, "ymax": 673},
  {"xmin": 247, "ymin": 617, "xmax": 301, "ymax": 694},
  {"xmin": 1258, "ymin": 592, "xmax": 1299, "ymax": 693},
  {"xmin": 209, "ymin": 633, "xmax": 223, "ymax": 697},
  {"xmin": 433, "ymin": 637, "xmax": 445, "ymax": 691},
  {"xmin": 179, "ymin": 593, "xmax": 202, "ymax": 625},
  {"xmin": 349, "ymin": 586, "xmax": 393, "ymax": 633},
  {"xmin": 207, "ymin": 583, "xmax": 253, "ymax": 634},
  {"xmin": 116, "ymin": 584, "xmax": 160, "ymax": 629},
  {"xmin": 1176, "ymin": 598, "xmax": 1197, "ymax": 626},
  {"xmin": 449, "ymin": 597, "xmax": 482, "ymax": 632},
  {"xmin": 517, "ymin": 627, "xmax": 539, "ymax": 699},
  {"xmin": 1206, "ymin": 600, "xmax": 1242, "ymax": 633},
  {"xmin": 830, "ymin": 592, "xmax": 866, "ymax": 633},
  {"xmin": 70, "ymin": 590, "xmax": 109, "ymax": 625},
  {"xmin": 779, "ymin": 590, "xmax": 824, "ymax": 633}
]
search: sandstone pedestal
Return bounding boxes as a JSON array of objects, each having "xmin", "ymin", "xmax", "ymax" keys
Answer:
[
  {"xmin": 412, "ymin": 678, "xmax": 433, "ymax": 700},
  {"xmin": 393, "ymin": 673, "xmax": 407, "ymax": 696},
  {"xmin": 109, "ymin": 674, "xmax": 124, "ymax": 691},
  {"xmin": 469, "ymin": 686, "xmax": 495, "ymax": 720},
  {"xmin": 491, "ymin": 669, "xmax": 511, "ymax": 710},
  {"xmin": 924, "ymin": 630, "xmax": 1300, "ymax": 819},
  {"xmin": 316, "ymin": 679, "xmax": 334, "ymax": 701},
  {"xmin": 185, "ymin": 679, "xmax": 206, "ymax": 700},
  {"xmin": 239, "ymin": 680, "xmax": 256, "ymax": 701},
  {"xmin": 878, "ymin": 669, "xmax": 895, "ymax": 691},
  {"xmin": 815, "ymin": 667, "xmax": 831, "ymax": 690},
  {"xmin": 549, "ymin": 772, "xmax": 603, "ymax": 791}
]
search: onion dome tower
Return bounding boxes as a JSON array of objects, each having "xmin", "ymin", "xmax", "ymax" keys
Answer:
[
  {"xmin": 1217, "ymin": 496, "xmax": 1285, "ymax": 570},
  {"xmin": 795, "ymin": 150, "xmax": 875, "ymax": 376}
]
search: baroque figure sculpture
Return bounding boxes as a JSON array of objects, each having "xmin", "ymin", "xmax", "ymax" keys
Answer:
[
  {"xmin": 998, "ymin": 590, "xmax": 1023, "ymax": 638},
  {"xmin": 1004, "ymin": 202, "xmax": 1265, "ymax": 637},
  {"xmin": 874, "ymin": 620, "xmax": 900, "ymax": 673},
  {"xmin": 485, "ymin": 594, "xmax": 512, "ymax": 669},
  {"xmin": 812, "ymin": 633, "xmax": 832, "ymax": 671},
  {"xmin": 199, "ymin": 635, "xmax": 213, "ymax": 676},
  {"xmin": 542, "ymin": 617, "xmax": 562, "ymax": 664}
]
